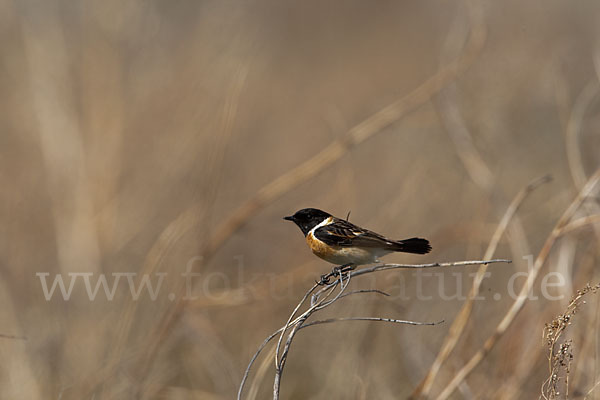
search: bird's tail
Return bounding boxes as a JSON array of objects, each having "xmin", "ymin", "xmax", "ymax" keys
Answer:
[{"xmin": 391, "ymin": 237, "xmax": 431, "ymax": 254}]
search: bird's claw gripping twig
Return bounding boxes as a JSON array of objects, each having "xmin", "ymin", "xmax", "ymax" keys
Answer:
[{"xmin": 316, "ymin": 263, "xmax": 355, "ymax": 285}]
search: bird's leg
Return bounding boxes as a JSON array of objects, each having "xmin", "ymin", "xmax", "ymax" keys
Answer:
[
  {"xmin": 317, "ymin": 263, "xmax": 355, "ymax": 285},
  {"xmin": 337, "ymin": 263, "xmax": 356, "ymax": 274}
]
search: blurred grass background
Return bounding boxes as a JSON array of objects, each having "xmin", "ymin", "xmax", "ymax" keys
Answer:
[{"xmin": 2, "ymin": 0, "xmax": 600, "ymax": 399}]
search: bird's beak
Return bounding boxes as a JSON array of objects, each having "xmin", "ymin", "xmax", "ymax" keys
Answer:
[{"xmin": 283, "ymin": 215, "xmax": 294, "ymax": 221}]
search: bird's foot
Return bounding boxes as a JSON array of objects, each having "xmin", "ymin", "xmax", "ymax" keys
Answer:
[
  {"xmin": 317, "ymin": 263, "xmax": 355, "ymax": 286},
  {"xmin": 317, "ymin": 273, "xmax": 332, "ymax": 285},
  {"xmin": 335, "ymin": 263, "xmax": 356, "ymax": 274}
]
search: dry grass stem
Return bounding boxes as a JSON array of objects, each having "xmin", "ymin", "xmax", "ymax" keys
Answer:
[
  {"xmin": 565, "ymin": 80, "xmax": 598, "ymax": 190},
  {"xmin": 412, "ymin": 175, "xmax": 551, "ymax": 398},
  {"xmin": 436, "ymin": 169, "xmax": 600, "ymax": 400}
]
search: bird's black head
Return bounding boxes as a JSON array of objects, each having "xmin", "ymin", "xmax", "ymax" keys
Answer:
[{"xmin": 284, "ymin": 208, "xmax": 331, "ymax": 236}]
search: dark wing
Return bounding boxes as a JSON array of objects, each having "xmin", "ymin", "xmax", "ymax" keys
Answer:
[{"xmin": 313, "ymin": 218, "xmax": 393, "ymax": 248}]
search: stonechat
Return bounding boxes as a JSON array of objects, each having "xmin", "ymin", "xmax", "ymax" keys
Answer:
[{"xmin": 284, "ymin": 208, "xmax": 431, "ymax": 266}]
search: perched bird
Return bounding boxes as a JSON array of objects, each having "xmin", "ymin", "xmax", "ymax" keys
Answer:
[{"xmin": 284, "ymin": 208, "xmax": 431, "ymax": 266}]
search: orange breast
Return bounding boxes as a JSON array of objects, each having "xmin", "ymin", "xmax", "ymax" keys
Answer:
[{"xmin": 306, "ymin": 232, "xmax": 337, "ymax": 260}]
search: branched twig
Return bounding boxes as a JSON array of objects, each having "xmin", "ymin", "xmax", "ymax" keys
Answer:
[
  {"xmin": 237, "ymin": 314, "xmax": 443, "ymax": 400},
  {"xmin": 237, "ymin": 258, "xmax": 510, "ymax": 400}
]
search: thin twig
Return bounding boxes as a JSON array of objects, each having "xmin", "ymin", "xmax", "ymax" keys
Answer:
[
  {"xmin": 348, "ymin": 259, "xmax": 511, "ymax": 279},
  {"xmin": 304, "ymin": 317, "xmax": 445, "ymax": 327},
  {"xmin": 313, "ymin": 274, "xmax": 353, "ymax": 311},
  {"xmin": 339, "ymin": 289, "xmax": 390, "ymax": 299}
]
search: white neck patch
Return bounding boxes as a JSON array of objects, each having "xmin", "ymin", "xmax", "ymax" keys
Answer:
[{"xmin": 308, "ymin": 217, "xmax": 333, "ymax": 236}]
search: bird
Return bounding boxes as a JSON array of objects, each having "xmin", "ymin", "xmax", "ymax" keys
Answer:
[{"xmin": 284, "ymin": 208, "xmax": 431, "ymax": 267}]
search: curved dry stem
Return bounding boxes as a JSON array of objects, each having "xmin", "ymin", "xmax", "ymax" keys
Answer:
[
  {"xmin": 274, "ymin": 282, "xmax": 320, "ymax": 370},
  {"xmin": 436, "ymin": 169, "xmax": 600, "ymax": 400},
  {"xmin": 411, "ymin": 175, "xmax": 551, "ymax": 398},
  {"xmin": 564, "ymin": 73, "xmax": 600, "ymax": 243},
  {"xmin": 273, "ymin": 313, "xmax": 309, "ymax": 400},
  {"xmin": 436, "ymin": 3, "xmax": 493, "ymax": 192},
  {"xmin": 246, "ymin": 346, "xmax": 276, "ymax": 400},
  {"xmin": 339, "ymin": 289, "xmax": 391, "ymax": 299},
  {"xmin": 565, "ymin": 79, "xmax": 598, "ymax": 190},
  {"xmin": 559, "ymin": 214, "xmax": 600, "ymax": 235},
  {"xmin": 102, "ymin": 66, "xmax": 249, "ymax": 392}
]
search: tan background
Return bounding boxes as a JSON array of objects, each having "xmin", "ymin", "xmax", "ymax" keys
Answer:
[{"xmin": 1, "ymin": 0, "xmax": 600, "ymax": 399}]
